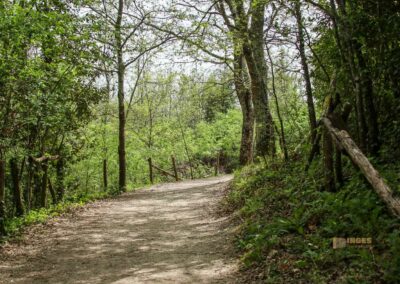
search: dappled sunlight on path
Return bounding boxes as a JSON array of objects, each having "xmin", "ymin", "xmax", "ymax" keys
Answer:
[{"xmin": 0, "ymin": 175, "xmax": 237, "ymax": 283}]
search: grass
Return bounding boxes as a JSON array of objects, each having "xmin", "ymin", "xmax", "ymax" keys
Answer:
[{"xmin": 224, "ymin": 158, "xmax": 400, "ymax": 283}]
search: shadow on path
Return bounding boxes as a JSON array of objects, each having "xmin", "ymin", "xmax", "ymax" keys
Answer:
[{"xmin": 0, "ymin": 175, "xmax": 237, "ymax": 284}]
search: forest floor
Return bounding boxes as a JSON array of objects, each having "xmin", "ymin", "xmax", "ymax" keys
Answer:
[{"xmin": 0, "ymin": 175, "xmax": 239, "ymax": 284}]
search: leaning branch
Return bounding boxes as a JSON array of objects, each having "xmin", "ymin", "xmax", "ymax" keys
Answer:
[{"xmin": 322, "ymin": 117, "xmax": 400, "ymax": 218}]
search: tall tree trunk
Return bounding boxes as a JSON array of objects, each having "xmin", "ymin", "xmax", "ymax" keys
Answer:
[
  {"xmin": 0, "ymin": 156, "xmax": 6, "ymax": 236},
  {"xmin": 238, "ymin": 87, "xmax": 255, "ymax": 165},
  {"xmin": 233, "ymin": 53, "xmax": 254, "ymax": 165},
  {"xmin": 331, "ymin": 0, "xmax": 369, "ymax": 151},
  {"xmin": 245, "ymin": 3, "xmax": 275, "ymax": 157},
  {"xmin": 217, "ymin": 1, "xmax": 255, "ymax": 165},
  {"xmin": 10, "ymin": 158, "xmax": 25, "ymax": 216},
  {"xmin": 116, "ymin": 0, "xmax": 127, "ymax": 192},
  {"xmin": 294, "ymin": 1, "xmax": 318, "ymax": 144},
  {"xmin": 266, "ymin": 47, "xmax": 289, "ymax": 161}
]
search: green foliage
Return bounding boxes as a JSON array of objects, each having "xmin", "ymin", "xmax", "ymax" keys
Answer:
[
  {"xmin": 2, "ymin": 189, "xmax": 113, "ymax": 243},
  {"xmin": 67, "ymin": 101, "xmax": 242, "ymax": 192},
  {"xmin": 226, "ymin": 161, "xmax": 400, "ymax": 283},
  {"xmin": 4, "ymin": 203, "xmax": 82, "ymax": 241}
]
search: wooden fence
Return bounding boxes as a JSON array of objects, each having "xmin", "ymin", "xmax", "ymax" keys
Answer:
[{"xmin": 148, "ymin": 152, "xmax": 222, "ymax": 184}]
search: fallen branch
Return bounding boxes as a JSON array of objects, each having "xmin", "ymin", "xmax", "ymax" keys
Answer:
[{"xmin": 322, "ymin": 117, "xmax": 400, "ymax": 218}]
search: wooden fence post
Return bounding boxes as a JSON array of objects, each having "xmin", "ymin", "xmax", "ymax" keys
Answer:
[
  {"xmin": 148, "ymin": 158, "xmax": 154, "ymax": 184},
  {"xmin": 171, "ymin": 156, "xmax": 179, "ymax": 181}
]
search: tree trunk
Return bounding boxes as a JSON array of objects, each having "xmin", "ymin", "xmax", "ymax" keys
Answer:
[
  {"xmin": 323, "ymin": 129, "xmax": 335, "ymax": 192},
  {"xmin": 148, "ymin": 158, "xmax": 153, "ymax": 184},
  {"xmin": 215, "ymin": 151, "xmax": 220, "ymax": 176},
  {"xmin": 355, "ymin": 46, "xmax": 380, "ymax": 155},
  {"xmin": 305, "ymin": 131, "xmax": 322, "ymax": 171},
  {"xmin": 330, "ymin": 0, "xmax": 368, "ymax": 151},
  {"xmin": 25, "ymin": 157, "xmax": 34, "ymax": 211},
  {"xmin": 10, "ymin": 158, "xmax": 25, "ymax": 216},
  {"xmin": 103, "ymin": 159, "xmax": 108, "ymax": 190},
  {"xmin": 295, "ymin": 1, "xmax": 318, "ymax": 144},
  {"xmin": 40, "ymin": 162, "xmax": 48, "ymax": 208},
  {"xmin": 56, "ymin": 159, "xmax": 65, "ymax": 201},
  {"xmin": 266, "ymin": 47, "xmax": 288, "ymax": 161},
  {"xmin": 244, "ymin": 3, "xmax": 275, "ymax": 158},
  {"xmin": 335, "ymin": 147, "xmax": 344, "ymax": 185},
  {"xmin": 233, "ymin": 53, "xmax": 254, "ymax": 165},
  {"xmin": 33, "ymin": 169, "xmax": 41, "ymax": 209},
  {"xmin": 322, "ymin": 117, "xmax": 400, "ymax": 217},
  {"xmin": 219, "ymin": 0, "xmax": 270, "ymax": 159},
  {"xmin": 171, "ymin": 156, "xmax": 179, "ymax": 181},
  {"xmin": 238, "ymin": 88, "xmax": 255, "ymax": 165},
  {"xmin": 0, "ymin": 157, "xmax": 6, "ymax": 236},
  {"xmin": 116, "ymin": 0, "xmax": 127, "ymax": 192},
  {"xmin": 48, "ymin": 178, "xmax": 57, "ymax": 205}
]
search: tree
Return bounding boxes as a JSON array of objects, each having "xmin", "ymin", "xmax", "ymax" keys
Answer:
[
  {"xmin": 217, "ymin": 0, "xmax": 276, "ymax": 158},
  {"xmin": 293, "ymin": 0, "xmax": 318, "ymax": 144},
  {"xmin": 87, "ymin": 0, "xmax": 171, "ymax": 191}
]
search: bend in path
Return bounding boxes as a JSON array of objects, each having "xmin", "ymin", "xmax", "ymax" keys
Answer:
[{"xmin": 0, "ymin": 175, "xmax": 237, "ymax": 284}]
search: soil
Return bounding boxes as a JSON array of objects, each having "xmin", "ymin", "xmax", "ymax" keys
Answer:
[{"xmin": 0, "ymin": 175, "xmax": 239, "ymax": 284}]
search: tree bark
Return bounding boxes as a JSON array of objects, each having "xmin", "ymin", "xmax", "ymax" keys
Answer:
[
  {"xmin": 0, "ymin": 157, "xmax": 6, "ymax": 236},
  {"xmin": 33, "ymin": 169, "xmax": 41, "ymax": 209},
  {"xmin": 116, "ymin": 0, "xmax": 127, "ymax": 192},
  {"xmin": 335, "ymin": 147, "xmax": 344, "ymax": 185},
  {"xmin": 171, "ymin": 156, "xmax": 179, "ymax": 181},
  {"xmin": 267, "ymin": 47, "xmax": 288, "ymax": 161},
  {"xmin": 40, "ymin": 162, "xmax": 48, "ymax": 208},
  {"xmin": 215, "ymin": 151, "xmax": 220, "ymax": 176},
  {"xmin": 322, "ymin": 117, "xmax": 400, "ymax": 218},
  {"xmin": 323, "ymin": 129, "xmax": 335, "ymax": 192},
  {"xmin": 233, "ymin": 53, "xmax": 254, "ymax": 165},
  {"xmin": 56, "ymin": 159, "xmax": 65, "ymax": 201},
  {"xmin": 10, "ymin": 158, "xmax": 25, "ymax": 216},
  {"xmin": 25, "ymin": 157, "xmax": 34, "ymax": 211},
  {"xmin": 148, "ymin": 158, "xmax": 154, "ymax": 184},
  {"xmin": 355, "ymin": 46, "xmax": 380, "ymax": 155},
  {"xmin": 244, "ymin": 2, "xmax": 275, "ymax": 157},
  {"xmin": 103, "ymin": 159, "xmax": 108, "ymax": 190},
  {"xmin": 294, "ymin": 1, "xmax": 318, "ymax": 144},
  {"xmin": 329, "ymin": 0, "xmax": 369, "ymax": 151},
  {"xmin": 48, "ymin": 178, "xmax": 57, "ymax": 205}
]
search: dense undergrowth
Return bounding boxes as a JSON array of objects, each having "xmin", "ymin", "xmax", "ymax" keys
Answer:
[{"xmin": 226, "ymin": 158, "xmax": 400, "ymax": 283}]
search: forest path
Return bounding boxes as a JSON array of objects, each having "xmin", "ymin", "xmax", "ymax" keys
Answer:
[{"xmin": 0, "ymin": 175, "xmax": 238, "ymax": 284}]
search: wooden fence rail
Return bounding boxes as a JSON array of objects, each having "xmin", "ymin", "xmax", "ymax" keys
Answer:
[
  {"xmin": 322, "ymin": 117, "xmax": 400, "ymax": 218},
  {"xmin": 148, "ymin": 152, "xmax": 221, "ymax": 184},
  {"xmin": 148, "ymin": 156, "xmax": 180, "ymax": 184}
]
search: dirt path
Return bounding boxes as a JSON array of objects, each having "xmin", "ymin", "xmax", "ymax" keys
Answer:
[{"xmin": 0, "ymin": 175, "xmax": 238, "ymax": 284}]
